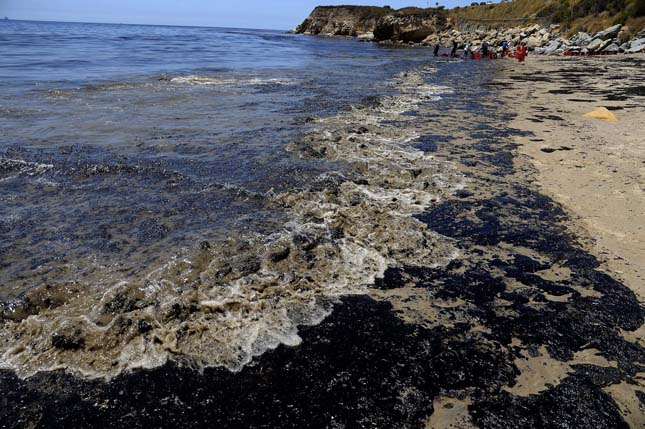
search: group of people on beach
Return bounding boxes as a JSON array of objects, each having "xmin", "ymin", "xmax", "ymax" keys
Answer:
[{"xmin": 434, "ymin": 39, "xmax": 528, "ymax": 62}]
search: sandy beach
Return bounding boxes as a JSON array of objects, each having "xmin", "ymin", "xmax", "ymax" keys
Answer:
[
  {"xmin": 500, "ymin": 55, "xmax": 645, "ymax": 302},
  {"xmin": 496, "ymin": 55, "xmax": 645, "ymax": 427}
]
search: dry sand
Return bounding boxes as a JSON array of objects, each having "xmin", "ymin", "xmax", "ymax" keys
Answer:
[
  {"xmin": 500, "ymin": 55, "xmax": 645, "ymax": 303},
  {"xmin": 497, "ymin": 54, "xmax": 645, "ymax": 427}
]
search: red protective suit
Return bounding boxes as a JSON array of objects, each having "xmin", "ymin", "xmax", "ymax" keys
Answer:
[{"xmin": 516, "ymin": 45, "xmax": 528, "ymax": 63}]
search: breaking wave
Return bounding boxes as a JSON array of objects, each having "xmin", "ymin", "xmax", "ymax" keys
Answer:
[
  {"xmin": 168, "ymin": 75, "xmax": 296, "ymax": 87},
  {"xmin": 0, "ymin": 65, "xmax": 463, "ymax": 379}
]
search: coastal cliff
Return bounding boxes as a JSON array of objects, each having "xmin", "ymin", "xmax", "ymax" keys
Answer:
[
  {"xmin": 293, "ymin": 6, "xmax": 448, "ymax": 43},
  {"xmin": 294, "ymin": 5, "xmax": 645, "ymax": 55}
]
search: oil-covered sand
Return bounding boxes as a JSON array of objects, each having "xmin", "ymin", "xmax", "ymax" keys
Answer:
[{"xmin": 1, "ymin": 57, "xmax": 644, "ymax": 428}]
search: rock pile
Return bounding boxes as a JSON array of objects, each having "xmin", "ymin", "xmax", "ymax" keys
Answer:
[{"xmin": 422, "ymin": 23, "xmax": 645, "ymax": 56}]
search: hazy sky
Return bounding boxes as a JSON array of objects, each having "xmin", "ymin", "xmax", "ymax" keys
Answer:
[{"xmin": 0, "ymin": 0, "xmax": 483, "ymax": 30}]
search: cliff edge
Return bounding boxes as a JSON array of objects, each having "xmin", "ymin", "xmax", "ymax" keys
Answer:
[{"xmin": 293, "ymin": 6, "xmax": 449, "ymax": 43}]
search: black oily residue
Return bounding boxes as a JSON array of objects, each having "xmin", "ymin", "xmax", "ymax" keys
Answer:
[
  {"xmin": 2, "ymin": 179, "xmax": 641, "ymax": 429},
  {"xmin": 413, "ymin": 134, "xmax": 453, "ymax": 153},
  {"xmin": 541, "ymin": 146, "xmax": 573, "ymax": 153},
  {"xmin": 548, "ymin": 88, "xmax": 575, "ymax": 95},
  {"xmin": 535, "ymin": 114, "xmax": 565, "ymax": 121},
  {"xmin": 1, "ymin": 61, "xmax": 643, "ymax": 429},
  {"xmin": 625, "ymin": 86, "xmax": 645, "ymax": 96}
]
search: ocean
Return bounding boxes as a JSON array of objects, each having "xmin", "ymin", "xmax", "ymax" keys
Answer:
[{"xmin": 1, "ymin": 20, "xmax": 468, "ymax": 378}]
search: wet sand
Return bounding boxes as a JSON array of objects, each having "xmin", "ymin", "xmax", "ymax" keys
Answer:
[{"xmin": 1, "ymin": 59, "xmax": 643, "ymax": 428}]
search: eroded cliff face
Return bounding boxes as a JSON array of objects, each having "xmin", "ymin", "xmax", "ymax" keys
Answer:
[
  {"xmin": 294, "ymin": 6, "xmax": 388, "ymax": 37},
  {"xmin": 374, "ymin": 10, "xmax": 448, "ymax": 43},
  {"xmin": 294, "ymin": 6, "xmax": 448, "ymax": 43}
]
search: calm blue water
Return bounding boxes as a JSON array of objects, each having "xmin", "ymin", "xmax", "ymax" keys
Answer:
[{"xmin": 1, "ymin": 20, "xmax": 426, "ymax": 91}]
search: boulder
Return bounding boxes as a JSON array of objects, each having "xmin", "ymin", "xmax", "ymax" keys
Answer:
[
  {"xmin": 571, "ymin": 32, "xmax": 591, "ymax": 45},
  {"xmin": 617, "ymin": 27, "xmax": 630, "ymax": 43},
  {"xmin": 544, "ymin": 40, "xmax": 562, "ymax": 55},
  {"xmin": 602, "ymin": 43, "xmax": 620, "ymax": 53},
  {"xmin": 527, "ymin": 24, "xmax": 541, "ymax": 35},
  {"xmin": 594, "ymin": 24, "xmax": 622, "ymax": 41},
  {"xmin": 586, "ymin": 38, "xmax": 603, "ymax": 51},
  {"xmin": 526, "ymin": 36, "xmax": 543, "ymax": 49},
  {"xmin": 357, "ymin": 32, "xmax": 375, "ymax": 41},
  {"xmin": 597, "ymin": 39, "xmax": 614, "ymax": 52},
  {"xmin": 626, "ymin": 38, "xmax": 645, "ymax": 53}
]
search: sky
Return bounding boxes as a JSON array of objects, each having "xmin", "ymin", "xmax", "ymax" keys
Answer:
[{"xmin": 0, "ymin": 0, "xmax": 484, "ymax": 30}]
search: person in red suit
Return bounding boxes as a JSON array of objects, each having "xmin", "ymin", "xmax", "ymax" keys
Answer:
[{"xmin": 516, "ymin": 43, "xmax": 528, "ymax": 62}]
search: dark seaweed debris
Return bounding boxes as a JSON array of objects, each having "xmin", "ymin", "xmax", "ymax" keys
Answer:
[{"xmin": 1, "ymin": 61, "xmax": 644, "ymax": 429}]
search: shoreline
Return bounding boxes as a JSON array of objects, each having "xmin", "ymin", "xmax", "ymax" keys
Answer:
[{"xmin": 2, "ymin": 57, "xmax": 644, "ymax": 428}]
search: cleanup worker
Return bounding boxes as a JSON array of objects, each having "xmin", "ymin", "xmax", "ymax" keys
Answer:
[
  {"xmin": 434, "ymin": 42, "xmax": 440, "ymax": 57},
  {"xmin": 450, "ymin": 40, "xmax": 458, "ymax": 57},
  {"xmin": 516, "ymin": 43, "xmax": 528, "ymax": 62}
]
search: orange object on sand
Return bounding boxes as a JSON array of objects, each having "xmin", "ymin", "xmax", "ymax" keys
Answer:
[{"xmin": 583, "ymin": 107, "xmax": 619, "ymax": 122}]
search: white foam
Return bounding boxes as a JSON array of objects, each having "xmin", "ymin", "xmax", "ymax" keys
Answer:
[
  {"xmin": 0, "ymin": 158, "xmax": 53, "ymax": 176},
  {"xmin": 0, "ymin": 64, "xmax": 465, "ymax": 380},
  {"xmin": 170, "ymin": 75, "xmax": 295, "ymax": 87}
]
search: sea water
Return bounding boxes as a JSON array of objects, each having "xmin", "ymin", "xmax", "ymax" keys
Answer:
[{"xmin": 0, "ymin": 20, "xmax": 463, "ymax": 378}]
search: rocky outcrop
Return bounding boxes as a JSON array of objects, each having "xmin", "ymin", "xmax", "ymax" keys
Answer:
[
  {"xmin": 373, "ymin": 10, "xmax": 448, "ymax": 43},
  {"xmin": 293, "ymin": 6, "xmax": 448, "ymax": 43},
  {"xmin": 293, "ymin": 6, "xmax": 389, "ymax": 37},
  {"xmin": 294, "ymin": 6, "xmax": 645, "ymax": 56}
]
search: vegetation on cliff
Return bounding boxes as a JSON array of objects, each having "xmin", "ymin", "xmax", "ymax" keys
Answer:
[{"xmin": 450, "ymin": 0, "xmax": 645, "ymax": 36}]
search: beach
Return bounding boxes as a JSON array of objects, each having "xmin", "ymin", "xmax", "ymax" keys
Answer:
[
  {"xmin": 497, "ymin": 54, "xmax": 645, "ymax": 428},
  {"xmin": 1, "ymin": 20, "xmax": 644, "ymax": 428},
  {"xmin": 501, "ymin": 55, "xmax": 645, "ymax": 303}
]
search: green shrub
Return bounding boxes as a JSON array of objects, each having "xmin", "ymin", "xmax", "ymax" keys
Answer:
[
  {"xmin": 537, "ymin": 3, "xmax": 560, "ymax": 18},
  {"xmin": 574, "ymin": 0, "xmax": 626, "ymax": 16},
  {"xmin": 552, "ymin": 3, "xmax": 574, "ymax": 24},
  {"xmin": 613, "ymin": 9, "xmax": 630, "ymax": 24},
  {"xmin": 631, "ymin": 0, "xmax": 645, "ymax": 16}
]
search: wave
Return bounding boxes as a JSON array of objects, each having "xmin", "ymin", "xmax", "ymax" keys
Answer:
[
  {"xmin": 0, "ymin": 158, "xmax": 53, "ymax": 176},
  {"xmin": 168, "ymin": 75, "xmax": 296, "ymax": 87},
  {"xmin": 0, "ymin": 65, "xmax": 463, "ymax": 380}
]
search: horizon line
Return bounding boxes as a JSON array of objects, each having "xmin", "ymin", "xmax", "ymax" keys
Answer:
[{"xmin": 0, "ymin": 17, "xmax": 289, "ymax": 32}]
